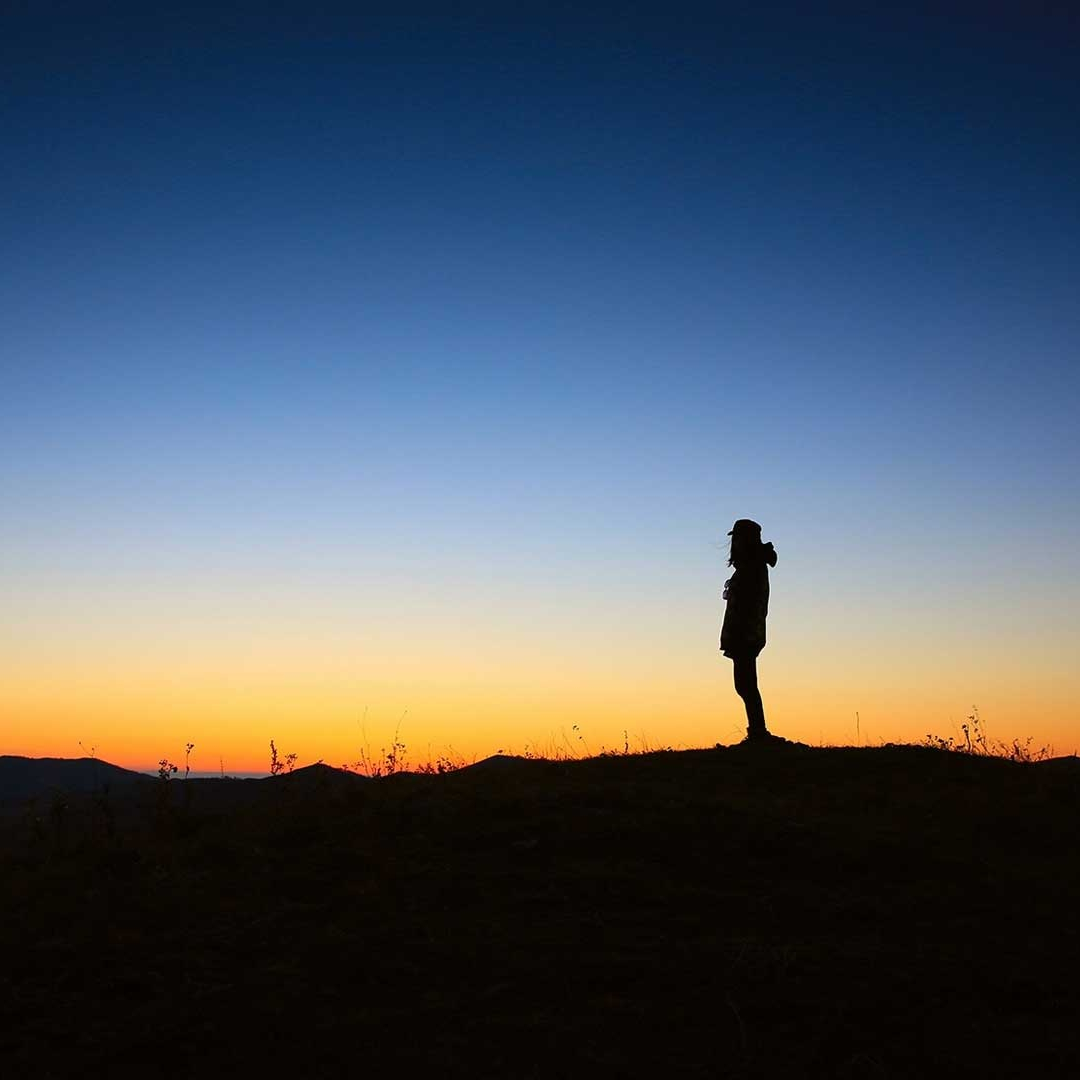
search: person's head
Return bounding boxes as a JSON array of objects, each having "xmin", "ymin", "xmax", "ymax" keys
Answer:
[{"xmin": 727, "ymin": 519, "xmax": 776, "ymax": 567}]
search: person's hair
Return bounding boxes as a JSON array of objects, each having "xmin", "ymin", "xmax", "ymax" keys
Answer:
[{"xmin": 728, "ymin": 533, "xmax": 777, "ymax": 568}]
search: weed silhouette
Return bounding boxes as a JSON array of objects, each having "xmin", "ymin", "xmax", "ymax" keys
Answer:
[
  {"xmin": 269, "ymin": 740, "xmax": 298, "ymax": 776},
  {"xmin": 924, "ymin": 706, "xmax": 1053, "ymax": 762}
]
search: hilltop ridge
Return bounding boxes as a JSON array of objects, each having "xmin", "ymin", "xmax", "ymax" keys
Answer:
[{"xmin": 3, "ymin": 742, "xmax": 1079, "ymax": 1076}]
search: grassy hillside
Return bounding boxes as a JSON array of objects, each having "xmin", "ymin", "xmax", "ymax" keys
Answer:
[{"xmin": 2, "ymin": 744, "xmax": 1078, "ymax": 1078}]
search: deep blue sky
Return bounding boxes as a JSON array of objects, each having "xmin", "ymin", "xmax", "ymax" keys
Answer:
[{"xmin": 3, "ymin": 2, "xmax": 1079, "ymax": 758}]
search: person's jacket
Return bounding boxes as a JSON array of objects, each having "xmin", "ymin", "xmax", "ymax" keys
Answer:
[{"xmin": 719, "ymin": 546, "xmax": 775, "ymax": 658}]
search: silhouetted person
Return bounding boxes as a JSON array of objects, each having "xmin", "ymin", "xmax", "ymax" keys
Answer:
[{"xmin": 720, "ymin": 518, "xmax": 779, "ymax": 743}]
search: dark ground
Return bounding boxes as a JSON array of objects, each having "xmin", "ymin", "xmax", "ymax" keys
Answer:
[{"xmin": 2, "ymin": 744, "xmax": 1078, "ymax": 1078}]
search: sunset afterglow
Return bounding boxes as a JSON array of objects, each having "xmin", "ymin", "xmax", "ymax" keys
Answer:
[{"xmin": 3, "ymin": 6, "xmax": 1078, "ymax": 772}]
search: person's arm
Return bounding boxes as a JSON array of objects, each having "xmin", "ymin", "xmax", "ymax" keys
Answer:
[{"xmin": 724, "ymin": 571, "xmax": 746, "ymax": 617}]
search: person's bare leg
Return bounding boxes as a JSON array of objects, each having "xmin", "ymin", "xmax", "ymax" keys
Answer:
[{"xmin": 733, "ymin": 656, "xmax": 768, "ymax": 740}]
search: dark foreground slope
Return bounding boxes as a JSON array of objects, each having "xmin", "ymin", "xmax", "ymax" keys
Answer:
[{"xmin": 2, "ymin": 745, "xmax": 1078, "ymax": 1078}]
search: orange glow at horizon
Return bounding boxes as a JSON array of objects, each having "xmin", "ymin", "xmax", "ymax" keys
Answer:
[
  {"xmin": 4, "ymin": 544, "xmax": 1079, "ymax": 772},
  {"xmin": 5, "ymin": 644, "xmax": 1077, "ymax": 773}
]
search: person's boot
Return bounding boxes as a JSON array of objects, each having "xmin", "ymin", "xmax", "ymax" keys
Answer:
[
  {"xmin": 743, "ymin": 717, "xmax": 768, "ymax": 743},
  {"xmin": 745, "ymin": 698, "xmax": 769, "ymax": 742}
]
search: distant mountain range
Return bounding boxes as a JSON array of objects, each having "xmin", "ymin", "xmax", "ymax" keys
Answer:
[
  {"xmin": 0, "ymin": 755, "xmax": 393, "ymax": 808},
  {"xmin": 0, "ymin": 756, "xmax": 152, "ymax": 803},
  {"xmin": 0, "ymin": 752, "xmax": 542, "ymax": 805}
]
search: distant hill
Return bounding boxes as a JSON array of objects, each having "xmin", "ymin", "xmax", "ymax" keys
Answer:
[
  {"xmin": 0, "ymin": 756, "xmax": 151, "ymax": 803},
  {"xmin": 0, "ymin": 756, "xmax": 377, "ymax": 810}
]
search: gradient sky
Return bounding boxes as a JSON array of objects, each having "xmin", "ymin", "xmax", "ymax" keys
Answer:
[{"xmin": 3, "ymin": 3, "xmax": 1078, "ymax": 771}]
